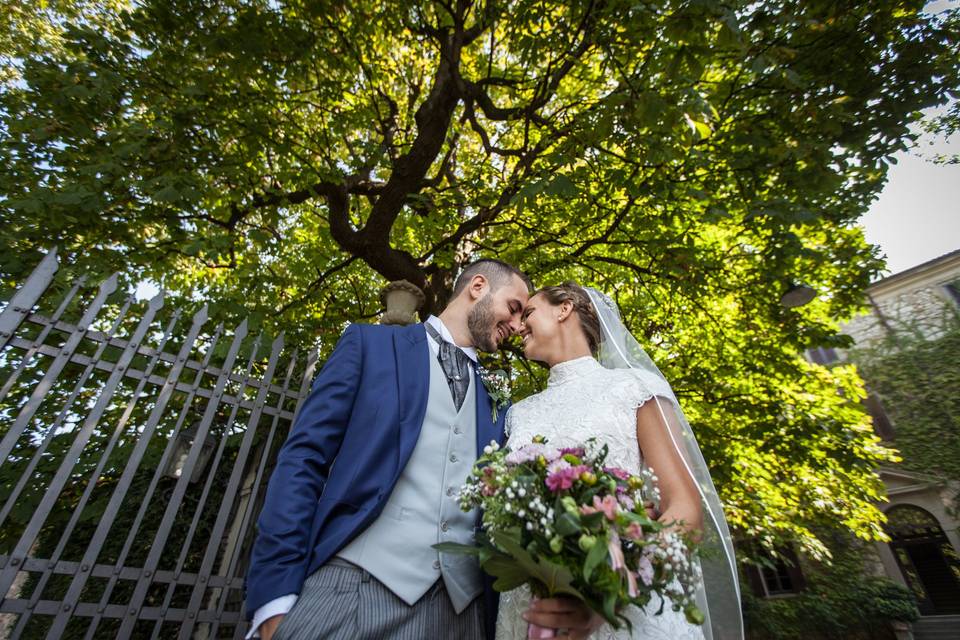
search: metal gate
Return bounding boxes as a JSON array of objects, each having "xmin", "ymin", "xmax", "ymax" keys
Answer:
[{"xmin": 0, "ymin": 249, "xmax": 318, "ymax": 638}]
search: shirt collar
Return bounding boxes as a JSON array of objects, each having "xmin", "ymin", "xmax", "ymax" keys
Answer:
[{"xmin": 425, "ymin": 315, "xmax": 478, "ymax": 362}]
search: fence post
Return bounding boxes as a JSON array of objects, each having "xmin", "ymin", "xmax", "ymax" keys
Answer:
[{"xmin": 0, "ymin": 247, "xmax": 58, "ymax": 351}]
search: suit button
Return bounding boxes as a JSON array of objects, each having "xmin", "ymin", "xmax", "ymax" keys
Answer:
[
  {"xmin": 453, "ymin": 427, "xmax": 462, "ymax": 435},
  {"xmin": 440, "ymin": 521, "xmax": 449, "ymax": 532},
  {"xmin": 433, "ymin": 560, "xmax": 441, "ymax": 570},
  {"xmin": 446, "ymin": 487, "xmax": 455, "ymax": 497},
  {"xmin": 449, "ymin": 454, "xmax": 458, "ymax": 463}
]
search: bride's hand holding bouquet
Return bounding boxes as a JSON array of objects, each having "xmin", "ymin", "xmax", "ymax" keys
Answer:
[{"xmin": 435, "ymin": 436, "xmax": 705, "ymax": 636}]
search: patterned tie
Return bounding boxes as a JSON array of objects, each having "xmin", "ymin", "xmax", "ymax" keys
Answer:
[{"xmin": 424, "ymin": 323, "xmax": 471, "ymax": 411}]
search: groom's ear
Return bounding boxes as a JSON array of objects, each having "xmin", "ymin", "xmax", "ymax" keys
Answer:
[{"xmin": 467, "ymin": 274, "xmax": 489, "ymax": 300}]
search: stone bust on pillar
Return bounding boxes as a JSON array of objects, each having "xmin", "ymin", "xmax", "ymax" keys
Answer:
[{"xmin": 380, "ymin": 280, "xmax": 426, "ymax": 326}]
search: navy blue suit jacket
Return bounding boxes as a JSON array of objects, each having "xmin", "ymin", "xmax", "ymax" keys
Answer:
[{"xmin": 245, "ymin": 322, "xmax": 507, "ymax": 638}]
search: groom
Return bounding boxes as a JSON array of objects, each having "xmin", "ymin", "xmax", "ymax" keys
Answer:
[{"xmin": 245, "ymin": 259, "xmax": 533, "ymax": 639}]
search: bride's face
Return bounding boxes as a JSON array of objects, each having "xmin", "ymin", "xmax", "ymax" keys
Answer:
[{"xmin": 518, "ymin": 293, "xmax": 562, "ymax": 362}]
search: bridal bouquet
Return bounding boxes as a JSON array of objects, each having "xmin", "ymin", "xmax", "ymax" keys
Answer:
[{"xmin": 436, "ymin": 436, "xmax": 704, "ymax": 631}]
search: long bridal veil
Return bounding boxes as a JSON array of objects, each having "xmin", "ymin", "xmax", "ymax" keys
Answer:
[{"xmin": 584, "ymin": 287, "xmax": 744, "ymax": 640}]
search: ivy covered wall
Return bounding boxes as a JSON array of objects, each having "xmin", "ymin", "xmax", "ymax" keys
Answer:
[{"xmin": 851, "ymin": 310, "xmax": 960, "ymax": 506}]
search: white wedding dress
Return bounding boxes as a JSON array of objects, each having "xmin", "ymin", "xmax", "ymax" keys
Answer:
[{"xmin": 494, "ymin": 355, "xmax": 705, "ymax": 640}]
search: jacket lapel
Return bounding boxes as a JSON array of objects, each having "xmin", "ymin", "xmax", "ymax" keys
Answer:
[{"xmin": 394, "ymin": 324, "xmax": 430, "ymax": 472}]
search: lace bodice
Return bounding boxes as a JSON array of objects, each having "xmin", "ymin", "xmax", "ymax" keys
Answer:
[{"xmin": 495, "ymin": 356, "xmax": 704, "ymax": 640}]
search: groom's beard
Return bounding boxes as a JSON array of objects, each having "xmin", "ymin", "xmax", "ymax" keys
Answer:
[{"xmin": 467, "ymin": 294, "xmax": 497, "ymax": 352}]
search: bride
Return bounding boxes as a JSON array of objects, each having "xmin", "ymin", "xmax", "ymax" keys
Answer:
[{"xmin": 495, "ymin": 283, "xmax": 743, "ymax": 640}]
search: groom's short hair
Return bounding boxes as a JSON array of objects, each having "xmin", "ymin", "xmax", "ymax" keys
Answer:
[{"xmin": 452, "ymin": 259, "xmax": 533, "ymax": 298}]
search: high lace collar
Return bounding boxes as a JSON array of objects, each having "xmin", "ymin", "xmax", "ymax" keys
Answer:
[{"xmin": 547, "ymin": 355, "xmax": 602, "ymax": 387}]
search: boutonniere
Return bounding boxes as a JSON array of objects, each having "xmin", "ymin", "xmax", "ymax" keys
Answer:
[{"xmin": 477, "ymin": 365, "xmax": 510, "ymax": 422}]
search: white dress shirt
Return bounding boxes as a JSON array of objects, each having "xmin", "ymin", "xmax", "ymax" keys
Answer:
[{"xmin": 247, "ymin": 316, "xmax": 474, "ymax": 637}]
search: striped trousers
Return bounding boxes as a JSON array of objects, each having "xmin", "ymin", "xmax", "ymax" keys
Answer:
[{"xmin": 273, "ymin": 559, "xmax": 486, "ymax": 640}]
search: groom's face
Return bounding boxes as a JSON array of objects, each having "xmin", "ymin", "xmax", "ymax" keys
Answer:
[{"xmin": 467, "ymin": 275, "xmax": 528, "ymax": 352}]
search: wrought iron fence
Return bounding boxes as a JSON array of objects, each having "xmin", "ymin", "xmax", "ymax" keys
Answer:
[{"xmin": 0, "ymin": 249, "xmax": 318, "ymax": 639}]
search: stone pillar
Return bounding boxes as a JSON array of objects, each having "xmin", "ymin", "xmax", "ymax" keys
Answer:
[{"xmin": 891, "ymin": 620, "xmax": 914, "ymax": 640}]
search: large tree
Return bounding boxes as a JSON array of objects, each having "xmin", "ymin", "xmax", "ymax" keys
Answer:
[{"xmin": 1, "ymin": 0, "xmax": 957, "ymax": 558}]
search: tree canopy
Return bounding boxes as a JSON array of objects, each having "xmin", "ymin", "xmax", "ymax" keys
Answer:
[{"xmin": 2, "ymin": 0, "xmax": 958, "ymax": 558}]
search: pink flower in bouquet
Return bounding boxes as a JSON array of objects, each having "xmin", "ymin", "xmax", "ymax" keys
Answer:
[
  {"xmin": 481, "ymin": 467, "xmax": 498, "ymax": 496},
  {"xmin": 581, "ymin": 494, "xmax": 620, "ymax": 520},
  {"xmin": 505, "ymin": 443, "xmax": 547, "ymax": 465},
  {"xmin": 545, "ymin": 463, "xmax": 588, "ymax": 492},
  {"xmin": 558, "ymin": 447, "xmax": 586, "ymax": 457},
  {"xmin": 616, "ymin": 486, "xmax": 635, "ymax": 510},
  {"xmin": 625, "ymin": 522, "xmax": 645, "ymax": 541},
  {"xmin": 608, "ymin": 530, "xmax": 626, "ymax": 571},
  {"xmin": 637, "ymin": 554, "xmax": 655, "ymax": 586},
  {"xmin": 604, "ymin": 466, "xmax": 630, "ymax": 481},
  {"xmin": 581, "ymin": 496, "xmax": 620, "ymax": 522},
  {"xmin": 626, "ymin": 568, "xmax": 639, "ymax": 598}
]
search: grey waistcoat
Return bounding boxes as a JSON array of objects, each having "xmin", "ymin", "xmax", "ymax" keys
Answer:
[{"xmin": 337, "ymin": 341, "xmax": 482, "ymax": 612}]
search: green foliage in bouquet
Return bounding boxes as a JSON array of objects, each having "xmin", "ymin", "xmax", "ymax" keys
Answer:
[{"xmin": 435, "ymin": 436, "xmax": 705, "ymax": 630}]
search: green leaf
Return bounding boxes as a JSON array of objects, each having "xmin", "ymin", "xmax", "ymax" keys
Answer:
[
  {"xmin": 583, "ymin": 532, "xmax": 608, "ymax": 581},
  {"xmin": 603, "ymin": 590, "xmax": 617, "ymax": 625},
  {"xmin": 153, "ymin": 185, "xmax": 180, "ymax": 203},
  {"xmin": 554, "ymin": 511, "xmax": 581, "ymax": 537},
  {"xmin": 486, "ymin": 554, "xmax": 531, "ymax": 592},
  {"xmin": 248, "ymin": 229, "xmax": 272, "ymax": 244},
  {"xmin": 491, "ymin": 529, "xmax": 583, "ymax": 599},
  {"xmin": 545, "ymin": 174, "xmax": 578, "ymax": 198}
]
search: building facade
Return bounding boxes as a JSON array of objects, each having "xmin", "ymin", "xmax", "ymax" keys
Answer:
[{"xmin": 831, "ymin": 250, "xmax": 960, "ymax": 638}]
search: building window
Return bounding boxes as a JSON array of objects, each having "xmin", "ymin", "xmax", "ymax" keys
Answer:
[
  {"xmin": 864, "ymin": 393, "xmax": 895, "ymax": 441},
  {"xmin": 742, "ymin": 545, "xmax": 806, "ymax": 598},
  {"xmin": 760, "ymin": 557, "xmax": 797, "ymax": 596},
  {"xmin": 945, "ymin": 280, "xmax": 960, "ymax": 308}
]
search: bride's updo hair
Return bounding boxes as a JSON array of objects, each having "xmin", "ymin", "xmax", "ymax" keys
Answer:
[{"xmin": 535, "ymin": 282, "xmax": 603, "ymax": 355}]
